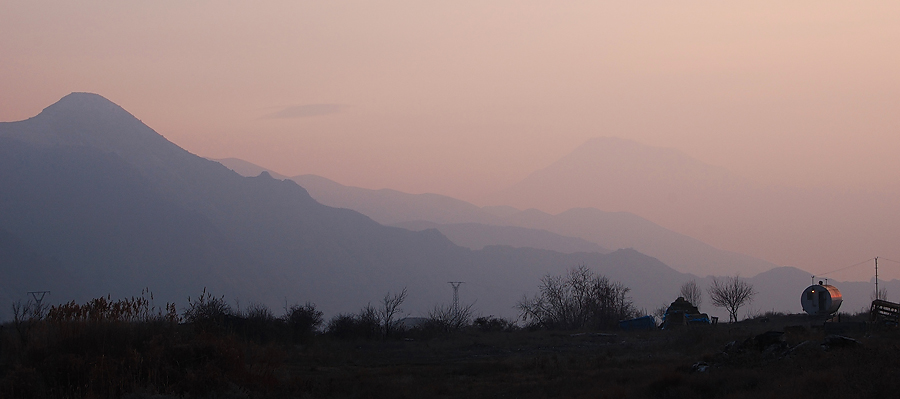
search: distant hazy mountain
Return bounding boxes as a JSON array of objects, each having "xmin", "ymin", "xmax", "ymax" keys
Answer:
[
  {"xmin": 483, "ymin": 137, "xmax": 900, "ymax": 281},
  {"xmin": 291, "ymin": 174, "xmax": 505, "ymax": 225},
  {"xmin": 484, "ymin": 136, "xmax": 755, "ymax": 233},
  {"xmin": 212, "ymin": 157, "xmax": 288, "ymax": 180},
  {"xmin": 393, "ymin": 221, "xmax": 608, "ymax": 254},
  {"xmin": 0, "ymin": 93, "xmax": 696, "ymax": 320},
  {"xmin": 216, "ymin": 162, "xmax": 780, "ymax": 277},
  {"xmin": 499, "ymin": 208, "xmax": 779, "ymax": 277},
  {"xmin": 219, "ymin": 163, "xmax": 612, "ymax": 254}
]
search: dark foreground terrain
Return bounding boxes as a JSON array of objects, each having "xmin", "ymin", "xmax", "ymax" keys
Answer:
[{"xmin": 2, "ymin": 298, "xmax": 898, "ymax": 398}]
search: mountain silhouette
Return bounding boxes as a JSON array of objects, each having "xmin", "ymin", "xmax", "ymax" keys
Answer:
[
  {"xmin": 290, "ymin": 173, "xmax": 505, "ymax": 225},
  {"xmin": 499, "ymin": 207, "xmax": 779, "ymax": 277},
  {"xmin": 211, "ymin": 157, "xmax": 289, "ymax": 180},
  {"xmin": 0, "ymin": 93, "xmax": 696, "ymax": 319},
  {"xmin": 220, "ymin": 162, "xmax": 779, "ymax": 277},
  {"xmin": 393, "ymin": 221, "xmax": 609, "ymax": 254}
]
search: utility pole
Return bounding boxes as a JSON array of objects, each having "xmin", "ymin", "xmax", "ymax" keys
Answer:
[
  {"xmin": 875, "ymin": 257, "xmax": 880, "ymax": 300},
  {"xmin": 448, "ymin": 282, "xmax": 464, "ymax": 313}
]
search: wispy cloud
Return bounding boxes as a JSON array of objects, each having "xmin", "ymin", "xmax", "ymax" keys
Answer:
[{"xmin": 264, "ymin": 104, "xmax": 348, "ymax": 119}]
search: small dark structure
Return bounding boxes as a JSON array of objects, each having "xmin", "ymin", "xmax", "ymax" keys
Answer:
[
  {"xmin": 619, "ymin": 315, "xmax": 656, "ymax": 331},
  {"xmin": 661, "ymin": 297, "xmax": 710, "ymax": 329},
  {"xmin": 800, "ymin": 282, "xmax": 842, "ymax": 316},
  {"xmin": 870, "ymin": 299, "xmax": 900, "ymax": 326}
]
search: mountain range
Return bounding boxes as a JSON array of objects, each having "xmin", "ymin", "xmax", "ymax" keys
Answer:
[
  {"xmin": 216, "ymin": 153, "xmax": 897, "ymax": 315},
  {"xmin": 1, "ymin": 93, "xmax": 699, "ymax": 320},
  {"xmin": 238, "ymin": 168, "xmax": 781, "ymax": 278},
  {"xmin": 2, "ymin": 93, "xmax": 891, "ymax": 322}
]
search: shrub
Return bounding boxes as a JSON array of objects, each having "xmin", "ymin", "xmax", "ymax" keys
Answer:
[
  {"xmin": 183, "ymin": 288, "xmax": 232, "ymax": 332},
  {"xmin": 517, "ymin": 265, "xmax": 638, "ymax": 330},
  {"xmin": 326, "ymin": 306, "xmax": 382, "ymax": 340},
  {"xmin": 427, "ymin": 303, "xmax": 474, "ymax": 333},
  {"xmin": 473, "ymin": 315, "xmax": 518, "ymax": 332},
  {"xmin": 283, "ymin": 302, "xmax": 323, "ymax": 343},
  {"xmin": 228, "ymin": 302, "xmax": 281, "ymax": 343},
  {"xmin": 325, "ymin": 289, "xmax": 409, "ymax": 340},
  {"xmin": 243, "ymin": 302, "xmax": 275, "ymax": 322}
]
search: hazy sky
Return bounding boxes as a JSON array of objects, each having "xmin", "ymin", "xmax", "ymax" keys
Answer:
[
  {"xmin": 3, "ymin": 1, "xmax": 899, "ymax": 199},
  {"xmin": 3, "ymin": 2, "xmax": 900, "ymax": 281}
]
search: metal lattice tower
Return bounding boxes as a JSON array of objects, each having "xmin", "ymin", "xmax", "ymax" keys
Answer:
[
  {"xmin": 28, "ymin": 291, "xmax": 50, "ymax": 307},
  {"xmin": 448, "ymin": 282, "xmax": 464, "ymax": 312},
  {"xmin": 28, "ymin": 291, "xmax": 50, "ymax": 317}
]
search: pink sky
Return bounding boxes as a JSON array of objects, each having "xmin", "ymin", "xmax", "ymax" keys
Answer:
[{"xmin": 3, "ymin": 2, "xmax": 900, "ymax": 279}]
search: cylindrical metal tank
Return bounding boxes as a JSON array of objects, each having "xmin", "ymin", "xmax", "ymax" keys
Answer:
[{"xmin": 800, "ymin": 283, "xmax": 842, "ymax": 315}]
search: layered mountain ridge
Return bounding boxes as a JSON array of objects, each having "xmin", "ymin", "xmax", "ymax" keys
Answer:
[
  {"xmin": 4, "ymin": 93, "xmax": 890, "ymax": 321},
  {"xmin": 484, "ymin": 136, "xmax": 900, "ymax": 281},
  {"xmin": 0, "ymin": 93, "xmax": 694, "ymax": 320},
  {"xmin": 217, "ymin": 158, "xmax": 896, "ymax": 315},
  {"xmin": 259, "ymin": 167, "xmax": 780, "ymax": 278}
]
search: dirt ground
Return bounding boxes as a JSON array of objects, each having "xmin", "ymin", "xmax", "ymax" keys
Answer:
[
  {"xmin": 4, "ymin": 313, "xmax": 899, "ymax": 398},
  {"xmin": 272, "ymin": 315, "xmax": 900, "ymax": 398}
]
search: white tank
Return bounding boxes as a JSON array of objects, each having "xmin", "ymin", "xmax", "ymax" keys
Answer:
[{"xmin": 800, "ymin": 282, "xmax": 842, "ymax": 315}]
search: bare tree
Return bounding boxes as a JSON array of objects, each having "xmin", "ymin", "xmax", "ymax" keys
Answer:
[
  {"xmin": 11, "ymin": 298, "xmax": 53, "ymax": 345},
  {"xmin": 707, "ymin": 275, "xmax": 756, "ymax": 323},
  {"xmin": 517, "ymin": 265, "xmax": 637, "ymax": 330},
  {"xmin": 428, "ymin": 302, "xmax": 475, "ymax": 332},
  {"xmin": 378, "ymin": 287, "xmax": 408, "ymax": 337},
  {"xmin": 11, "ymin": 300, "xmax": 35, "ymax": 344},
  {"xmin": 679, "ymin": 279, "xmax": 703, "ymax": 308}
]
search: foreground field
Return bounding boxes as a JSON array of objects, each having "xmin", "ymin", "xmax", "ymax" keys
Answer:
[
  {"xmin": 287, "ymin": 320, "xmax": 898, "ymax": 398},
  {"xmin": 3, "ymin": 308, "xmax": 899, "ymax": 398}
]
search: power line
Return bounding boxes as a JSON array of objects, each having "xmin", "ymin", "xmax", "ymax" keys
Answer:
[{"xmin": 816, "ymin": 258, "xmax": 875, "ymax": 276}]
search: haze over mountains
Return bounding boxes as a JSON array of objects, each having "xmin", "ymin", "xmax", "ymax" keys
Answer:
[
  {"xmin": 2, "ymin": 93, "xmax": 894, "ymax": 323},
  {"xmin": 218, "ymin": 158, "xmax": 900, "ymax": 316},
  {"xmin": 227, "ymin": 165, "xmax": 780, "ymax": 278},
  {"xmin": 393, "ymin": 221, "xmax": 609, "ymax": 255},
  {"xmin": 484, "ymin": 137, "xmax": 900, "ymax": 282},
  {"xmin": 1, "ymin": 93, "xmax": 704, "ymax": 320}
]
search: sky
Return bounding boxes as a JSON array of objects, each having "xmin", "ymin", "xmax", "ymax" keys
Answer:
[{"xmin": 2, "ymin": 2, "xmax": 900, "ymax": 279}]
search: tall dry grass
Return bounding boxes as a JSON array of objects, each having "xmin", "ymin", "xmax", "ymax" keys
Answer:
[{"xmin": 3, "ymin": 291, "xmax": 899, "ymax": 398}]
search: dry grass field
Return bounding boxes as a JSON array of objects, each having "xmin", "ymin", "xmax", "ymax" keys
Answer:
[
  {"xmin": 2, "ymin": 297, "xmax": 898, "ymax": 398},
  {"xmin": 284, "ymin": 317, "xmax": 897, "ymax": 398}
]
